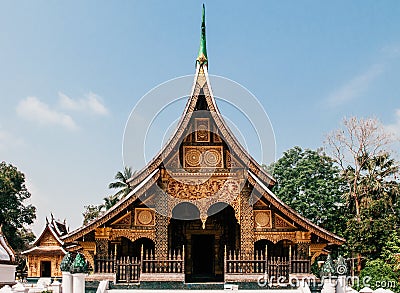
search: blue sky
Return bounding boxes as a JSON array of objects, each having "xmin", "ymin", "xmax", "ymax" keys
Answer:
[{"xmin": 0, "ymin": 1, "xmax": 399, "ymax": 235}]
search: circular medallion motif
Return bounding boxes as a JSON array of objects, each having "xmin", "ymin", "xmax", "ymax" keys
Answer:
[
  {"xmin": 138, "ymin": 210, "xmax": 153, "ymax": 225},
  {"xmin": 186, "ymin": 149, "xmax": 202, "ymax": 166},
  {"xmin": 255, "ymin": 212, "xmax": 270, "ymax": 227},
  {"xmin": 202, "ymin": 149, "xmax": 221, "ymax": 167}
]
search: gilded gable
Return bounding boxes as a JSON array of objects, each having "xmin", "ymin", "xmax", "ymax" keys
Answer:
[{"xmin": 39, "ymin": 229, "xmax": 59, "ymax": 246}]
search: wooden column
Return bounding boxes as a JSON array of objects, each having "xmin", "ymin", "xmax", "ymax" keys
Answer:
[
  {"xmin": 239, "ymin": 186, "xmax": 254, "ymax": 259},
  {"xmin": 95, "ymin": 228, "xmax": 111, "ymax": 257},
  {"xmin": 154, "ymin": 191, "xmax": 169, "ymax": 259},
  {"xmin": 296, "ymin": 242, "xmax": 310, "ymax": 259}
]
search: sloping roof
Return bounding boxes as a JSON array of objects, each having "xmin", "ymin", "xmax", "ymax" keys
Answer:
[
  {"xmin": 248, "ymin": 171, "xmax": 345, "ymax": 245},
  {"xmin": 62, "ymin": 169, "xmax": 160, "ymax": 242},
  {"xmin": 62, "ymin": 8, "xmax": 344, "ymax": 246},
  {"xmin": 31, "ymin": 216, "xmax": 67, "ymax": 247},
  {"xmin": 0, "ymin": 227, "xmax": 15, "ymax": 263},
  {"xmin": 21, "ymin": 246, "xmax": 67, "ymax": 255},
  {"xmin": 125, "ymin": 63, "xmax": 276, "ymax": 193},
  {"xmin": 22, "ymin": 215, "xmax": 69, "ymax": 256}
]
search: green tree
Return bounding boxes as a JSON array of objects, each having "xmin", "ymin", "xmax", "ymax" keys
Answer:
[
  {"xmin": 325, "ymin": 117, "xmax": 398, "ymax": 271},
  {"xmin": 82, "ymin": 204, "xmax": 102, "ymax": 225},
  {"xmin": 102, "ymin": 194, "xmax": 119, "ymax": 210},
  {"xmin": 0, "ymin": 162, "xmax": 36, "ymax": 251},
  {"xmin": 267, "ymin": 146, "xmax": 346, "ymax": 233},
  {"xmin": 359, "ymin": 259, "xmax": 400, "ymax": 293},
  {"xmin": 344, "ymin": 153, "xmax": 400, "ymax": 260},
  {"xmin": 108, "ymin": 166, "xmax": 134, "ymax": 199},
  {"xmin": 82, "ymin": 194, "xmax": 121, "ymax": 225},
  {"xmin": 381, "ymin": 231, "xmax": 400, "ymax": 271}
]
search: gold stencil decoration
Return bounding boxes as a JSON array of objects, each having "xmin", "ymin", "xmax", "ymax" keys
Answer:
[
  {"xmin": 185, "ymin": 149, "xmax": 202, "ymax": 167},
  {"xmin": 183, "ymin": 146, "xmax": 223, "ymax": 168},
  {"xmin": 40, "ymin": 231, "xmax": 58, "ymax": 246},
  {"xmin": 275, "ymin": 214, "xmax": 296, "ymax": 229},
  {"xmin": 110, "ymin": 212, "xmax": 131, "ymax": 228},
  {"xmin": 203, "ymin": 149, "xmax": 221, "ymax": 167},
  {"xmin": 195, "ymin": 118, "xmax": 210, "ymax": 142},
  {"xmin": 213, "ymin": 125, "xmax": 222, "ymax": 142},
  {"xmin": 165, "ymin": 153, "xmax": 180, "ymax": 169},
  {"xmin": 135, "ymin": 208, "xmax": 155, "ymax": 226},
  {"xmin": 254, "ymin": 210, "xmax": 272, "ymax": 228}
]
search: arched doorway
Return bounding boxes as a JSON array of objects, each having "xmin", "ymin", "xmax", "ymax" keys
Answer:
[
  {"xmin": 118, "ymin": 237, "xmax": 155, "ymax": 259},
  {"xmin": 169, "ymin": 202, "xmax": 239, "ymax": 282}
]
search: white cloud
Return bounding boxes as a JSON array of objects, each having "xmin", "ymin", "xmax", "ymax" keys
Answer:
[
  {"xmin": 16, "ymin": 96, "xmax": 77, "ymax": 130},
  {"xmin": 59, "ymin": 92, "xmax": 109, "ymax": 115},
  {"xmin": 326, "ymin": 63, "xmax": 384, "ymax": 107}
]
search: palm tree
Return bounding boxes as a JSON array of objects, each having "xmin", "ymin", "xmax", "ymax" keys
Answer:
[
  {"xmin": 102, "ymin": 195, "xmax": 120, "ymax": 210},
  {"xmin": 108, "ymin": 166, "xmax": 135, "ymax": 199}
]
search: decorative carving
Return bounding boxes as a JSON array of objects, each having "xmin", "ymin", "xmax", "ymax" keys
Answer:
[
  {"xmin": 95, "ymin": 227, "xmax": 112, "ymax": 239},
  {"xmin": 310, "ymin": 243, "xmax": 327, "ymax": 263},
  {"xmin": 185, "ymin": 148, "xmax": 202, "ymax": 167},
  {"xmin": 110, "ymin": 229, "xmax": 155, "ymax": 243},
  {"xmin": 296, "ymin": 242, "xmax": 310, "ymax": 259},
  {"xmin": 154, "ymin": 192, "xmax": 169, "ymax": 258},
  {"xmin": 81, "ymin": 249, "xmax": 94, "ymax": 271},
  {"xmin": 79, "ymin": 241, "xmax": 96, "ymax": 251},
  {"xmin": 275, "ymin": 214, "xmax": 296, "ymax": 229},
  {"xmin": 255, "ymin": 231, "xmax": 297, "ymax": 244},
  {"xmin": 195, "ymin": 118, "xmax": 210, "ymax": 142},
  {"xmin": 254, "ymin": 210, "xmax": 272, "ymax": 228},
  {"xmin": 165, "ymin": 153, "xmax": 180, "ymax": 169},
  {"xmin": 135, "ymin": 208, "xmax": 155, "ymax": 226},
  {"xmin": 165, "ymin": 174, "xmax": 239, "ymax": 201},
  {"xmin": 213, "ymin": 125, "xmax": 222, "ymax": 142},
  {"xmin": 183, "ymin": 146, "xmax": 223, "ymax": 168},
  {"xmin": 40, "ymin": 231, "xmax": 59, "ymax": 246},
  {"xmin": 95, "ymin": 239, "xmax": 109, "ymax": 257},
  {"xmin": 111, "ymin": 212, "xmax": 131, "ymax": 228},
  {"xmin": 225, "ymin": 150, "xmax": 243, "ymax": 169},
  {"xmin": 295, "ymin": 231, "xmax": 311, "ymax": 243},
  {"xmin": 240, "ymin": 187, "xmax": 254, "ymax": 258}
]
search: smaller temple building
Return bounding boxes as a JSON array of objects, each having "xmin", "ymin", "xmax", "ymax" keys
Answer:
[
  {"xmin": 0, "ymin": 226, "xmax": 16, "ymax": 287},
  {"xmin": 22, "ymin": 215, "xmax": 68, "ymax": 278}
]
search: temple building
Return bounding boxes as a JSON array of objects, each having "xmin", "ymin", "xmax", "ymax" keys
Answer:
[
  {"xmin": 22, "ymin": 215, "xmax": 68, "ymax": 278},
  {"xmin": 62, "ymin": 6, "xmax": 344, "ymax": 283}
]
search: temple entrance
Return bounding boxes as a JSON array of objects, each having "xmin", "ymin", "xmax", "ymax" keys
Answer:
[
  {"xmin": 40, "ymin": 261, "xmax": 51, "ymax": 277},
  {"xmin": 118, "ymin": 237, "xmax": 155, "ymax": 258},
  {"xmin": 169, "ymin": 202, "xmax": 239, "ymax": 283},
  {"xmin": 254, "ymin": 239, "xmax": 294, "ymax": 259},
  {"xmin": 191, "ymin": 234, "xmax": 214, "ymax": 280}
]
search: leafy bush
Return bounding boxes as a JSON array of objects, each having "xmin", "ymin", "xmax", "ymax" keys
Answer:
[{"xmin": 358, "ymin": 259, "xmax": 400, "ymax": 293}]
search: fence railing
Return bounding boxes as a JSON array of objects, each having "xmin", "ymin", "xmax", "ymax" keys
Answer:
[
  {"xmin": 142, "ymin": 249, "xmax": 184, "ymax": 274},
  {"xmin": 224, "ymin": 250, "xmax": 310, "ymax": 281},
  {"xmin": 94, "ymin": 247, "xmax": 184, "ymax": 283},
  {"xmin": 95, "ymin": 247, "xmax": 310, "ymax": 283}
]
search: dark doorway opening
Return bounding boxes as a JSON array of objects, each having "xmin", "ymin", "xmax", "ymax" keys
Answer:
[
  {"xmin": 40, "ymin": 261, "xmax": 51, "ymax": 277},
  {"xmin": 191, "ymin": 234, "xmax": 215, "ymax": 282}
]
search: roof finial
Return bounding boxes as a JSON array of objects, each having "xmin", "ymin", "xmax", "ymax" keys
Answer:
[{"xmin": 196, "ymin": 4, "xmax": 208, "ymax": 66}]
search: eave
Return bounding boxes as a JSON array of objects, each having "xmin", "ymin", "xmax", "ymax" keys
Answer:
[
  {"xmin": 248, "ymin": 170, "xmax": 345, "ymax": 245},
  {"xmin": 62, "ymin": 169, "xmax": 160, "ymax": 242}
]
